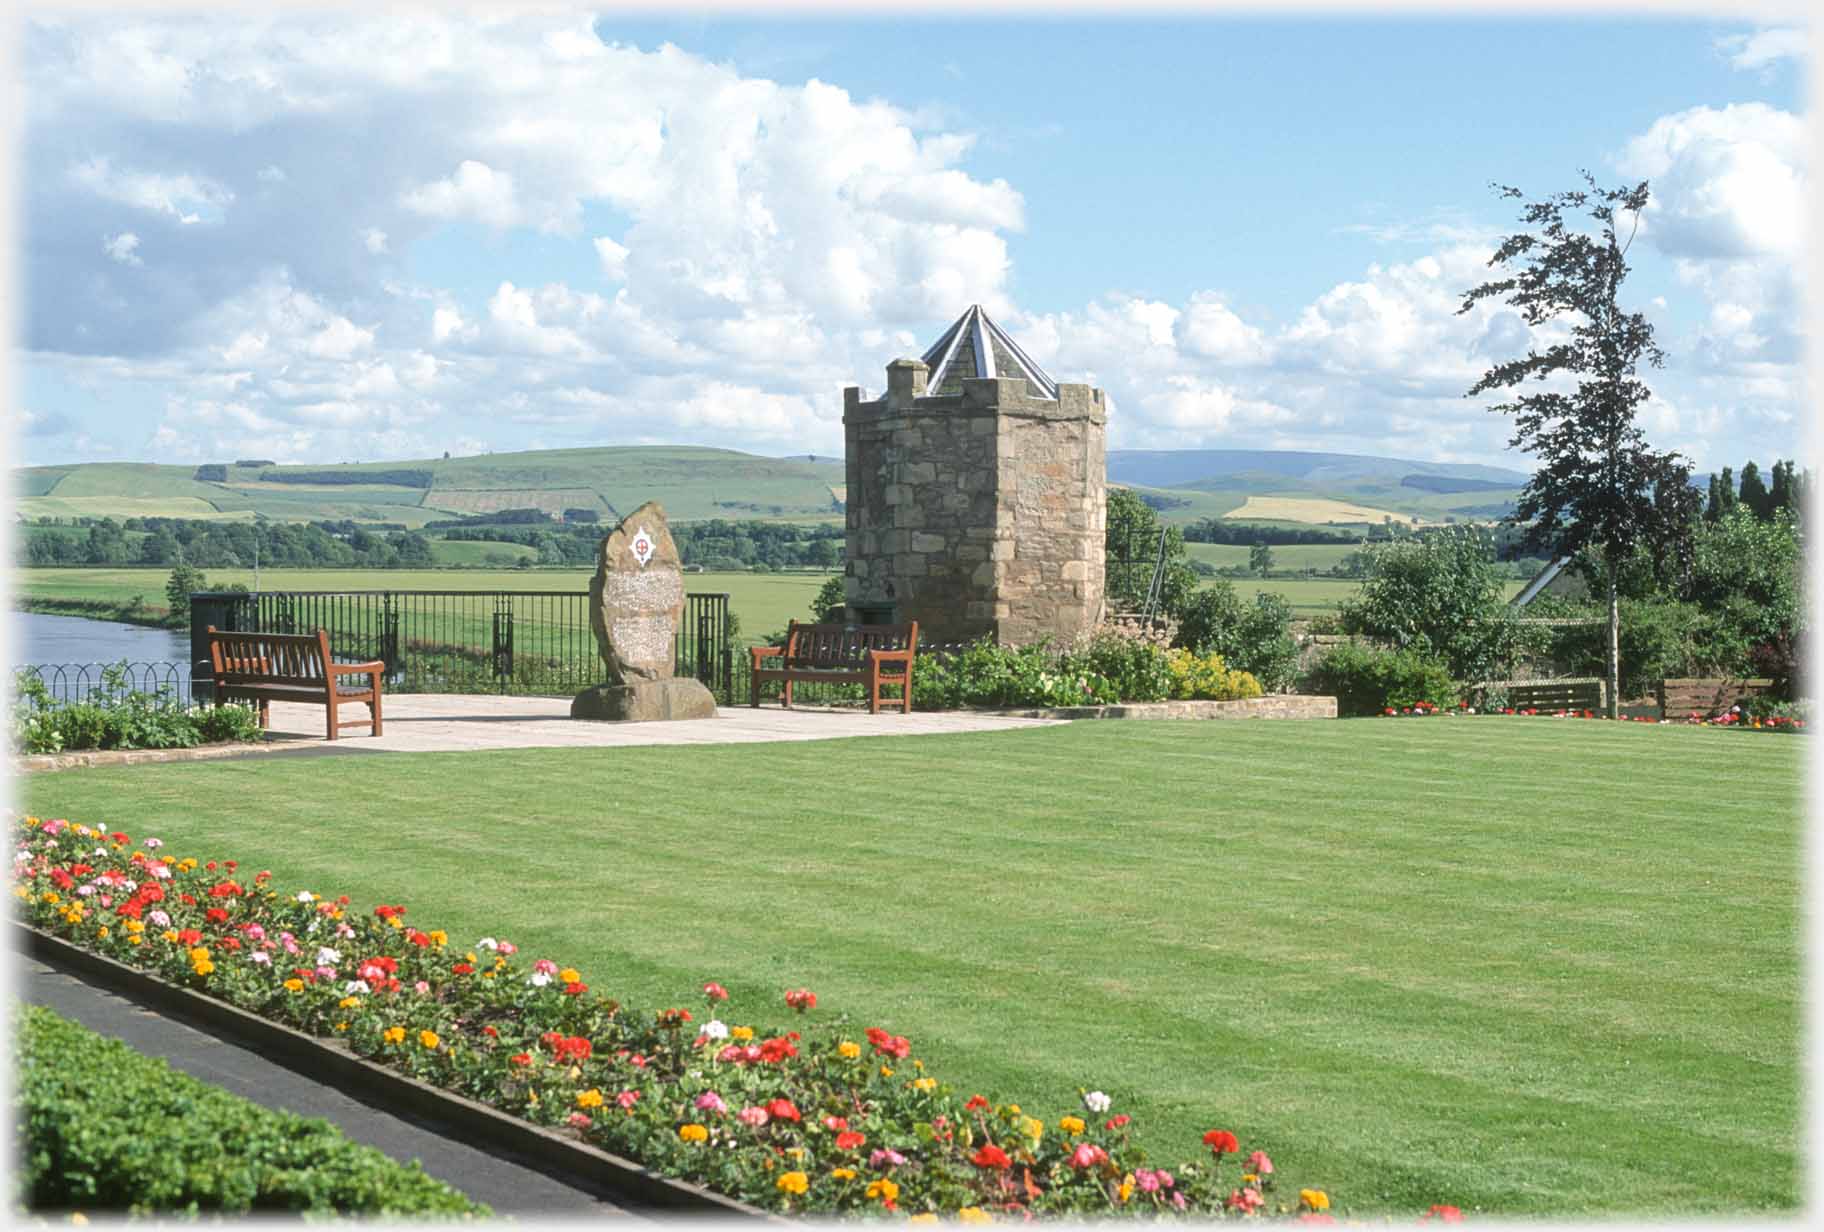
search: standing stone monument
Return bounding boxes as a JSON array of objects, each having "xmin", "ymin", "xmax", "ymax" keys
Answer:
[{"xmin": 571, "ymin": 501, "xmax": 717, "ymax": 722}]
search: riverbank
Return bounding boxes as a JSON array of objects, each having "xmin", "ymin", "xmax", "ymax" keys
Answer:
[{"xmin": 15, "ymin": 596, "xmax": 176, "ymax": 630}]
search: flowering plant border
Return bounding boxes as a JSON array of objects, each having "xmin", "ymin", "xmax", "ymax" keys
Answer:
[{"xmin": 13, "ymin": 814, "xmax": 1388, "ymax": 1222}]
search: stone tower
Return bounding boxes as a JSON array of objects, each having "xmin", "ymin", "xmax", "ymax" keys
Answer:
[{"xmin": 842, "ymin": 305, "xmax": 1107, "ymax": 647}]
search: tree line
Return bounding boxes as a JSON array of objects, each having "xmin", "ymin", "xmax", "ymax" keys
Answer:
[{"xmin": 19, "ymin": 517, "xmax": 435, "ymax": 569}]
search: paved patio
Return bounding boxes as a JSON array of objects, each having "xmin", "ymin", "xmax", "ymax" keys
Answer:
[{"xmin": 259, "ymin": 692, "xmax": 1063, "ymax": 754}]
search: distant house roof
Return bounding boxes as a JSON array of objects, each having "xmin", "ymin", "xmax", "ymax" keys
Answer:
[
  {"xmin": 920, "ymin": 304, "xmax": 1059, "ymax": 400},
  {"xmin": 1510, "ymin": 556, "xmax": 1576, "ymax": 608}
]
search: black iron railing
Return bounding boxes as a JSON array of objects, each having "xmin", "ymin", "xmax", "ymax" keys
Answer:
[
  {"xmin": 13, "ymin": 661, "xmax": 193, "ymax": 707},
  {"xmin": 189, "ymin": 589, "xmax": 735, "ymax": 701}
]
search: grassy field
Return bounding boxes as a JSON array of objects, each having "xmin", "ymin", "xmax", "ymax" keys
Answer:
[
  {"xmin": 11, "ymin": 567, "xmax": 829, "ymax": 645},
  {"xmin": 1184, "ymin": 542, "xmax": 1362, "ymax": 572},
  {"xmin": 20, "ymin": 719, "xmax": 1800, "ymax": 1217}
]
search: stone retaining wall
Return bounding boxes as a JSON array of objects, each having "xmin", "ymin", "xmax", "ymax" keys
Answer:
[{"xmin": 990, "ymin": 695, "xmax": 1338, "ymax": 721}]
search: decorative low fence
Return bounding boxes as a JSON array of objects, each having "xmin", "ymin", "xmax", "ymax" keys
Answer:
[{"xmin": 12, "ymin": 661, "xmax": 194, "ymax": 707}]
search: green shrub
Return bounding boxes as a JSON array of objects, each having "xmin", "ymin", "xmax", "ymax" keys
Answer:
[
  {"xmin": 1302, "ymin": 642, "xmax": 1459, "ymax": 717},
  {"xmin": 9, "ymin": 664, "xmax": 265, "ymax": 755},
  {"xmin": 1338, "ymin": 528, "xmax": 1528, "ymax": 682},
  {"xmin": 14, "ymin": 1004, "xmax": 488, "ymax": 1216},
  {"xmin": 913, "ymin": 639, "xmax": 1114, "ymax": 710},
  {"xmin": 1073, "ymin": 627, "xmax": 1174, "ymax": 702},
  {"xmin": 1164, "ymin": 650, "xmax": 1263, "ymax": 701},
  {"xmin": 1173, "ymin": 584, "xmax": 1299, "ymax": 691},
  {"xmin": 810, "ymin": 576, "xmax": 848, "ymax": 622}
]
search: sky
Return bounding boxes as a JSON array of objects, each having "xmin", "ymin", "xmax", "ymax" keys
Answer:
[{"xmin": 7, "ymin": 5, "xmax": 1815, "ymax": 475}]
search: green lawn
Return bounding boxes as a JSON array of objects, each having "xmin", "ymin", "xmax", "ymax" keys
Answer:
[
  {"xmin": 20, "ymin": 720, "xmax": 1800, "ymax": 1217},
  {"xmin": 13, "ymin": 567, "xmax": 828, "ymax": 646}
]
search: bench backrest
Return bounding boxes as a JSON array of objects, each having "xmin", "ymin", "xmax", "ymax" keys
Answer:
[
  {"xmin": 1658, "ymin": 676, "xmax": 1773, "ymax": 717},
  {"xmin": 1504, "ymin": 679, "xmax": 1605, "ymax": 712},
  {"xmin": 208, "ymin": 627, "xmax": 333, "ymax": 685},
  {"xmin": 782, "ymin": 621, "xmax": 918, "ymax": 669}
]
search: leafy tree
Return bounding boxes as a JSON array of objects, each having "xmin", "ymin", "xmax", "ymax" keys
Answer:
[
  {"xmin": 1706, "ymin": 466, "xmax": 1737, "ymax": 524},
  {"xmin": 1738, "ymin": 461, "xmax": 1773, "ymax": 521},
  {"xmin": 811, "ymin": 576, "xmax": 848, "ymax": 623},
  {"xmin": 1248, "ymin": 542, "xmax": 1274, "ymax": 575},
  {"xmin": 1172, "ymin": 582, "xmax": 1299, "ymax": 691},
  {"xmin": 1460, "ymin": 175, "xmax": 1693, "ymax": 716},
  {"xmin": 1104, "ymin": 488, "xmax": 1197, "ymax": 617},
  {"xmin": 1338, "ymin": 527, "xmax": 1527, "ymax": 683},
  {"xmin": 164, "ymin": 563, "xmax": 207, "ymax": 629}
]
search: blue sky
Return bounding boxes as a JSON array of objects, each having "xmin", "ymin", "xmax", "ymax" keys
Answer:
[{"xmin": 10, "ymin": 9, "xmax": 1813, "ymax": 474}]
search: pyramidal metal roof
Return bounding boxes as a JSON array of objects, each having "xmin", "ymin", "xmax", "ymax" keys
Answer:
[{"xmin": 919, "ymin": 305, "xmax": 1059, "ymax": 401}]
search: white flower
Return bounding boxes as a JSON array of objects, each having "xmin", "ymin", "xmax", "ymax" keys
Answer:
[
  {"xmin": 316, "ymin": 947, "xmax": 341, "ymax": 967},
  {"xmin": 528, "ymin": 972, "xmax": 552, "ymax": 987},
  {"xmin": 703, "ymin": 1020, "xmax": 730, "ymax": 1040},
  {"xmin": 249, "ymin": 952, "xmax": 271, "ymax": 966},
  {"xmin": 296, "ymin": 891, "xmax": 315, "ymax": 903},
  {"xmin": 1083, "ymin": 1091, "xmax": 1112, "ymax": 1114},
  {"xmin": 476, "ymin": 937, "xmax": 498, "ymax": 950},
  {"xmin": 77, "ymin": 885, "xmax": 95, "ymax": 897},
  {"xmin": 144, "ymin": 837, "xmax": 163, "ymax": 849},
  {"xmin": 345, "ymin": 979, "xmax": 371, "ymax": 995}
]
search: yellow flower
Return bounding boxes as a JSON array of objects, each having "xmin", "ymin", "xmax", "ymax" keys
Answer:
[
  {"xmin": 558, "ymin": 967, "xmax": 581, "ymax": 984},
  {"xmin": 908, "ymin": 1215, "xmax": 939, "ymax": 1225},
  {"xmin": 283, "ymin": 978, "xmax": 305, "ymax": 993},
  {"xmin": 386, "ymin": 915, "xmax": 402, "ymax": 929},
  {"xmin": 466, "ymin": 952, "xmax": 477, "ymax": 963},
  {"xmin": 1242, "ymin": 1174, "xmax": 1259, "ymax": 1185},
  {"xmin": 1059, "ymin": 1116, "xmax": 1086, "ymax": 1135},
  {"xmin": 880, "ymin": 1066, "xmax": 894, "ymax": 1078},
  {"xmin": 1300, "ymin": 1190, "xmax": 1329, "ymax": 1212},
  {"xmin": 1020, "ymin": 1117, "xmax": 1044, "ymax": 1141},
  {"xmin": 958, "ymin": 1207, "xmax": 992, "ymax": 1224},
  {"xmin": 124, "ymin": 920, "xmax": 143, "ymax": 934},
  {"xmin": 838, "ymin": 1041, "xmax": 862, "ymax": 1059},
  {"xmin": 865, "ymin": 1179, "xmax": 899, "ymax": 1204},
  {"xmin": 678, "ymin": 1124, "xmax": 709, "ymax": 1143},
  {"xmin": 730, "ymin": 1026, "xmax": 754, "ymax": 1041},
  {"xmin": 96, "ymin": 926, "xmax": 109, "ymax": 939},
  {"xmin": 41, "ymin": 891, "xmax": 59, "ymax": 904},
  {"xmin": 383, "ymin": 1026, "xmax": 406, "ymax": 1045},
  {"xmin": 176, "ymin": 858, "xmax": 197, "ymax": 872},
  {"xmin": 191, "ymin": 959, "xmax": 215, "ymax": 976},
  {"xmin": 911, "ymin": 1077, "xmax": 937, "ymax": 1092},
  {"xmin": 129, "ymin": 936, "xmax": 143, "ymax": 947},
  {"xmin": 429, "ymin": 929, "xmax": 448, "ymax": 946},
  {"xmin": 162, "ymin": 929, "xmax": 179, "ymax": 943},
  {"xmin": 1118, "ymin": 1179, "xmax": 1135, "ymax": 1203},
  {"xmin": 576, "ymin": 1089, "xmax": 605, "ymax": 1109},
  {"xmin": 334, "ymin": 1022, "xmax": 349, "ymax": 1032},
  {"xmin": 1005, "ymin": 1104, "xmax": 1021, "ymax": 1116},
  {"xmin": 913, "ymin": 1059, "xmax": 924, "ymax": 1071},
  {"xmin": 776, "ymin": 1171, "xmax": 809, "ymax": 1196},
  {"xmin": 187, "ymin": 946, "xmax": 210, "ymax": 964},
  {"xmin": 830, "ymin": 1168, "xmax": 857, "ymax": 1181},
  {"xmin": 419, "ymin": 1029, "xmax": 441, "ymax": 1050},
  {"xmin": 13, "ymin": 886, "xmax": 27, "ymax": 901},
  {"xmin": 481, "ymin": 971, "xmax": 496, "ymax": 979},
  {"xmin": 339, "ymin": 996, "xmax": 361, "ymax": 1009}
]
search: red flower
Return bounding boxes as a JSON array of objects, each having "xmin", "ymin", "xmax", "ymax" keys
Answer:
[
  {"xmin": 1425, "ymin": 1206, "xmax": 1463, "ymax": 1223},
  {"xmin": 205, "ymin": 908, "xmax": 229, "ymax": 924},
  {"xmin": 179, "ymin": 894, "xmax": 197, "ymax": 906},
  {"xmin": 49, "ymin": 869, "xmax": 74, "ymax": 890},
  {"xmin": 1203, "ymin": 1129, "xmax": 1240, "ymax": 1156},
  {"xmin": 864, "ymin": 1026, "xmax": 911, "ymax": 1058},
  {"xmin": 835, "ymin": 1131, "xmax": 866, "ymax": 1150},
  {"xmin": 564, "ymin": 981, "xmax": 588, "ymax": 996},
  {"xmin": 758, "ymin": 1035, "xmax": 798, "ymax": 1063},
  {"xmin": 221, "ymin": 938, "xmax": 241, "ymax": 951},
  {"xmin": 205, "ymin": 861, "xmax": 217, "ymax": 871},
  {"xmin": 452, "ymin": 963, "xmax": 474, "ymax": 975},
  {"xmin": 702, "ymin": 981, "xmax": 729, "ymax": 1001},
  {"xmin": 482, "ymin": 1026, "xmax": 499, "ymax": 1037},
  {"xmin": 110, "ymin": 832, "xmax": 129, "ymax": 844},
  {"xmin": 510, "ymin": 1052, "xmax": 533, "ymax": 1066},
  {"xmin": 69, "ymin": 863, "xmax": 92, "ymax": 876},
  {"xmin": 178, "ymin": 929, "xmax": 203, "ymax": 945},
  {"xmin": 784, "ymin": 987, "xmax": 817, "ymax": 1012},
  {"xmin": 255, "ymin": 871, "xmax": 272, "ymax": 883},
  {"xmin": 766, "ymin": 1098, "xmax": 801, "ymax": 1122},
  {"xmin": 1105, "ymin": 1114, "xmax": 1131, "ymax": 1130},
  {"xmin": 407, "ymin": 929, "xmax": 431, "ymax": 947},
  {"xmin": 1068, "ymin": 1143, "xmax": 1108, "ymax": 1170},
  {"xmin": 965, "ymin": 1095, "xmax": 991, "ymax": 1111},
  {"xmin": 971, "ymin": 1144, "xmax": 1012, "ymax": 1170},
  {"xmin": 374, "ymin": 904, "xmax": 406, "ymax": 921},
  {"xmin": 822, "ymin": 1115, "xmax": 849, "ymax": 1131}
]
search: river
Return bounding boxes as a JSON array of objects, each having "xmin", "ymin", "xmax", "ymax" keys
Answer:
[{"xmin": 13, "ymin": 611, "xmax": 191, "ymax": 668}]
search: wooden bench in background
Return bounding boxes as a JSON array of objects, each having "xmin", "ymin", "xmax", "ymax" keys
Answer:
[
  {"xmin": 207, "ymin": 626, "xmax": 385, "ymax": 740},
  {"xmin": 1501, "ymin": 678, "xmax": 1606, "ymax": 713},
  {"xmin": 1658, "ymin": 677, "xmax": 1774, "ymax": 719},
  {"xmin": 750, "ymin": 621, "xmax": 918, "ymax": 715}
]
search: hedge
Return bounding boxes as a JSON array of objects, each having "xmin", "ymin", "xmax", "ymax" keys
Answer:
[{"xmin": 13, "ymin": 1004, "xmax": 489, "ymax": 1217}]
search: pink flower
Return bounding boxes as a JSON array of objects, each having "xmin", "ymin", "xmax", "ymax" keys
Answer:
[
  {"xmin": 1226, "ymin": 1187, "xmax": 1265, "ymax": 1214},
  {"xmin": 148, "ymin": 910, "xmax": 170, "ymax": 927},
  {"xmin": 868, "ymin": 1148, "xmax": 907, "ymax": 1170},
  {"xmin": 244, "ymin": 923, "xmax": 265, "ymax": 941},
  {"xmin": 703, "ymin": 981, "xmax": 729, "ymax": 1001},
  {"xmin": 1068, "ymin": 1143, "xmax": 1108, "ymax": 1170},
  {"xmin": 1246, "ymin": 1150, "xmax": 1274, "ymax": 1176},
  {"xmin": 695, "ymin": 1092, "xmax": 727, "ymax": 1115},
  {"xmin": 616, "ymin": 1090, "xmax": 640, "ymax": 1110},
  {"xmin": 715, "ymin": 1045, "xmax": 743, "ymax": 1063},
  {"xmin": 1172, "ymin": 1193, "xmax": 1187, "ymax": 1211},
  {"xmin": 248, "ymin": 952, "xmax": 271, "ymax": 966},
  {"xmin": 568, "ymin": 1112, "xmax": 593, "ymax": 1128},
  {"xmin": 737, "ymin": 1106, "xmax": 769, "ymax": 1128},
  {"xmin": 315, "ymin": 966, "xmax": 337, "ymax": 981},
  {"xmin": 413, "ymin": 980, "xmax": 431, "ymax": 994},
  {"xmin": 1135, "ymin": 1170, "xmax": 1163, "ymax": 1193},
  {"xmin": 534, "ymin": 959, "xmax": 559, "ymax": 975},
  {"xmin": 496, "ymin": 940, "xmax": 517, "ymax": 955}
]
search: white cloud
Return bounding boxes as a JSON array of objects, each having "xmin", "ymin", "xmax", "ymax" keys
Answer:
[
  {"xmin": 400, "ymin": 159, "xmax": 525, "ymax": 230},
  {"xmin": 68, "ymin": 155, "xmax": 232, "ymax": 223},
  {"xmin": 593, "ymin": 236, "xmax": 629, "ymax": 280},
  {"xmin": 362, "ymin": 227, "xmax": 389, "ymax": 254},
  {"xmin": 102, "ymin": 232, "xmax": 143, "ymax": 266},
  {"xmin": 1715, "ymin": 27, "xmax": 1810, "ymax": 71}
]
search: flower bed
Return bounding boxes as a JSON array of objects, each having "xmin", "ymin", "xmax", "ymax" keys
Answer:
[
  {"xmin": 14, "ymin": 1003, "xmax": 490, "ymax": 1217},
  {"xmin": 11, "ymin": 815, "xmax": 1376, "ymax": 1221},
  {"xmin": 1375, "ymin": 700, "xmax": 1807, "ymax": 731}
]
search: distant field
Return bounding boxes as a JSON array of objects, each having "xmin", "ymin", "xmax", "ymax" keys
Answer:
[
  {"xmin": 15, "ymin": 497, "xmax": 251, "ymax": 521},
  {"xmin": 11, "ymin": 567, "xmax": 830, "ymax": 646},
  {"xmin": 1225, "ymin": 495, "xmax": 1429, "ymax": 526},
  {"xmin": 425, "ymin": 540, "xmax": 539, "ymax": 566},
  {"xmin": 1185, "ymin": 542, "xmax": 1361, "ymax": 572},
  {"xmin": 1217, "ymin": 576, "xmax": 1525, "ymax": 615},
  {"xmin": 426, "ymin": 488, "xmax": 607, "ymax": 518}
]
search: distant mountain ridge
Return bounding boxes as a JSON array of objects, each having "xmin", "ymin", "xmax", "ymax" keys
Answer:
[{"xmin": 1105, "ymin": 449, "xmax": 1529, "ymax": 490}]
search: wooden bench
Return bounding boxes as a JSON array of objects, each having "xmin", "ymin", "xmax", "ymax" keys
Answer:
[
  {"xmin": 207, "ymin": 626, "xmax": 385, "ymax": 740},
  {"xmin": 1658, "ymin": 677, "xmax": 1774, "ymax": 719},
  {"xmin": 749, "ymin": 621, "xmax": 918, "ymax": 715},
  {"xmin": 1499, "ymin": 678, "xmax": 1606, "ymax": 713}
]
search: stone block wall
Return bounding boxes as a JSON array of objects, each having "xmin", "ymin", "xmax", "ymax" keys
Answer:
[{"xmin": 843, "ymin": 358, "xmax": 1106, "ymax": 647}]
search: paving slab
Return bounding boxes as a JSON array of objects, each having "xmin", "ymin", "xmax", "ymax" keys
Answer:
[
  {"xmin": 254, "ymin": 693, "xmax": 1065, "ymax": 755},
  {"xmin": 16, "ymin": 954, "xmax": 649, "ymax": 1218}
]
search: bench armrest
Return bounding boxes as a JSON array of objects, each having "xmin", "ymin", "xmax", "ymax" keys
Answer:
[
  {"xmin": 330, "ymin": 660, "xmax": 385, "ymax": 677},
  {"xmin": 750, "ymin": 645, "xmax": 784, "ymax": 668},
  {"xmin": 866, "ymin": 648, "xmax": 914, "ymax": 664}
]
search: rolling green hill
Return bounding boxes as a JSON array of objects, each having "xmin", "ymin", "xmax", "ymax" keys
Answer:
[{"xmin": 14, "ymin": 445, "xmax": 1524, "ymax": 530}]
